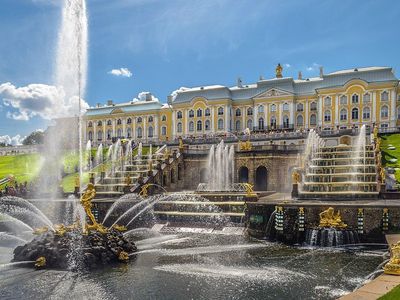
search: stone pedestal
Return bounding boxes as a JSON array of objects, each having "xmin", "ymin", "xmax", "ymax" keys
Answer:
[{"xmin": 291, "ymin": 183, "xmax": 299, "ymax": 198}]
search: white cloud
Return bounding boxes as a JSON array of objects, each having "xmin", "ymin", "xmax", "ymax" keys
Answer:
[
  {"xmin": 0, "ymin": 82, "xmax": 89, "ymax": 121},
  {"xmin": 132, "ymin": 92, "xmax": 159, "ymax": 102},
  {"xmin": 284, "ymin": 63, "xmax": 291, "ymax": 68},
  {"xmin": 0, "ymin": 134, "xmax": 25, "ymax": 146},
  {"xmin": 108, "ymin": 68, "xmax": 133, "ymax": 78},
  {"xmin": 306, "ymin": 62, "xmax": 320, "ymax": 72},
  {"xmin": 170, "ymin": 87, "xmax": 190, "ymax": 101}
]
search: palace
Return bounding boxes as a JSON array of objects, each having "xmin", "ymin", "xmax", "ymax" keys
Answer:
[{"xmin": 84, "ymin": 65, "xmax": 400, "ymax": 145}]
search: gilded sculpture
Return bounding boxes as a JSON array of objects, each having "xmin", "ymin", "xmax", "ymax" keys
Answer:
[
  {"xmin": 240, "ymin": 140, "xmax": 252, "ymax": 151},
  {"xmin": 242, "ymin": 183, "xmax": 256, "ymax": 197},
  {"xmin": 292, "ymin": 169, "xmax": 301, "ymax": 184},
  {"xmin": 275, "ymin": 63, "xmax": 283, "ymax": 78},
  {"xmin": 319, "ymin": 207, "xmax": 347, "ymax": 228},
  {"xmin": 80, "ymin": 183, "xmax": 108, "ymax": 234},
  {"xmin": 384, "ymin": 241, "xmax": 400, "ymax": 275},
  {"xmin": 139, "ymin": 183, "xmax": 150, "ymax": 197},
  {"xmin": 35, "ymin": 256, "xmax": 46, "ymax": 268}
]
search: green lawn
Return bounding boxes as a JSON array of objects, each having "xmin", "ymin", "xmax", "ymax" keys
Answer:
[
  {"xmin": 0, "ymin": 153, "xmax": 41, "ymax": 186},
  {"xmin": 379, "ymin": 284, "xmax": 400, "ymax": 300},
  {"xmin": 380, "ymin": 133, "xmax": 400, "ymax": 183}
]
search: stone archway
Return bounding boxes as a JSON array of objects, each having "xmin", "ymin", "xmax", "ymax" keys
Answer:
[
  {"xmin": 255, "ymin": 166, "xmax": 268, "ymax": 190},
  {"xmin": 238, "ymin": 166, "xmax": 249, "ymax": 183}
]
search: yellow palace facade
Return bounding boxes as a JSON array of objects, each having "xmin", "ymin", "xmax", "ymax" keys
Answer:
[{"xmin": 84, "ymin": 66, "xmax": 400, "ymax": 145}]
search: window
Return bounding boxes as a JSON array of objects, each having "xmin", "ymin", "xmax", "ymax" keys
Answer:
[
  {"xmin": 127, "ymin": 118, "xmax": 132, "ymax": 124},
  {"xmin": 97, "ymin": 130, "xmax": 103, "ymax": 140},
  {"xmin": 324, "ymin": 110, "xmax": 331, "ymax": 122},
  {"xmin": 363, "ymin": 93, "xmax": 371, "ymax": 103},
  {"xmin": 197, "ymin": 120, "xmax": 202, "ymax": 131},
  {"xmin": 97, "ymin": 121, "xmax": 102, "ymax": 126},
  {"xmin": 189, "ymin": 121, "xmax": 194, "ymax": 132},
  {"xmin": 205, "ymin": 120, "xmax": 210, "ymax": 131},
  {"xmin": 88, "ymin": 121, "xmax": 93, "ymax": 127},
  {"xmin": 352, "ymin": 108, "xmax": 359, "ymax": 120},
  {"xmin": 381, "ymin": 91, "xmax": 389, "ymax": 101},
  {"xmin": 296, "ymin": 103, "xmax": 303, "ymax": 112},
  {"xmin": 381, "ymin": 106, "xmax": 389, "ymax": 118},
  {"xmin": 205, "ymin": 108, "xmax": 210, "ymax": 116},
  {"xmin": 352, "ymin": 94, "xmax": 359, "ymax": 104},
  {"xmin": 247, "ymin": 119, "xmax": 253, "ymax": 130},
  {"xmin": 258, "ymin": 118, "xmax": 264, "ymax": 130},
  {"xmin": 283, "ymin": 115, "xmax": 289, "ymax": 128},
  {"xmin": 218, "ymin": 107, "xmax": 224, "ymax": 115},
  {"xmin": 197, "ymin": 109, "xmax": 202, "ymax": 117},
  {"xmin": 177, "ymin": 122, "xmax": 182, "ymax": 133},
  {"xmin": 218, "ymin": 118, "xmax": 224, "ymax": 130},
  {"xmin": 296, "ymin": 115, "xmax": 303, "ymax": 126},
  {"xmin": 137, "ymin": 117, "xmax": 142, "ymax": 123},
  {"xmin": 161, "ymin": 115, "xmax": 166, "ymax": 122},
  {"xmin": 247, "ymin": 107, "xmax": 253, "ymax": 115},
  {"xmin": 107, "ymin": 120, "xmax": 112, "ymax": 126},
  {"xmin": 117, "ymin": 119, "xmax": 122, "ymax": 125},
  {"xmin": 310, "ymin": 102, "xmax": 317, "ymax": 111},
  {"xmin": 235, "ymin": 108, "xmax": 241, "ymax": 117},
  {"xmin": 161, "ymin": 126, "xmax": 167, "ymax": 136},
  {"xmin": 88, "ymin": 131, "xmax": 93, "ymax": 140},
  {"xmin": 148, "ymin": 116, "xmax": 153, "ymax": 122},
  {"xmin": 283, "ymin": 103, "xmax": 289, "ymax": 111},
  {"xmin": 137, "ymin": 127, "xmax": 142, "ymax": 138},
  {"xmin": 270, "ymin": 116, "xmax": 276, "ymax": 128},
  {"xmin": 127, "ymin": 128, "xmax": 132, "ymax": 138},
  {"xmin": 363, "ymin": 107, "xmax": 370, "ymax": 119},
  {"xmin": 117, "ymin": 128, "xmax": 122, "ymax": 138},
  {"xmin": 258, "ymin": 105, "xmax": 264, "ymax": 113},
  {"xmin": 381, "ymin": 123, "xmax": 389, "ymax": 128},
  {"xmin": 235, "ymin": 120, "xmax": 241, "ymax": 131},
  {"xmin": 324, "ymin": 97, "xmax": 331, "ymax": 106},
  {"xmin": 148, "ymin": 126, "xmax": 153, "ymax": 138},
  {"xmin": 189, "ymin": 110, "xmax": 194, "ymax": 118},
  {"xmin": 340, "ymin": 95, "xmax": 347, "ymax": 105},
  {"xmin": 270, "ymin": 104, "xmax": 277, "ymax": 112},
  {"xmin": 310, "ymin": 114, "xmax": 317, "ymax": 126},
  {"xmin": 107, "ymin": 129, "xmax": 112, "ymax": 140},
  {"xmin": 340, "ymin": 109, "xmax": 347, "ymax": 121},
  {"xmin": 177, "ymin": 111, "xmax": 183, "ymax": 119}
]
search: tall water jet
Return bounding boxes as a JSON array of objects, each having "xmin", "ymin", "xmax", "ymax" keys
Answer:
[{"xmin": 95, "ymin": 144, "xmax": 103, "ymax": 167}]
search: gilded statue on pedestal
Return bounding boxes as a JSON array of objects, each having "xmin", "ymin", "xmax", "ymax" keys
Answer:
[
  {"xmin": 319, "ymin": 207, "xmax": 347, "ymax": 228},
  {"xmin": 275, "ymin": 63, "xmax": 283, "ymax": 78},
  {"xmin": 384, "ymin": 241, "xmax": 400, "ymax": 275},
  {"xmin": 80, "ymin": 183, "xmax": 108, "ymax": 234},
  {"xmin": 292, "ymin": 169, "xmax": 301, "ymax": 184}
]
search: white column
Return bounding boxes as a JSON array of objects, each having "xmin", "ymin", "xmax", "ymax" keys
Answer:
[
  {"xmin": 391, "ymin": 89, "xmax": 396, "ymax": 127},
  {"xmin": 318, "ymin": 96, "xmax": 323, "ymax": 127},
  {"xmin": 372, "ymin": 92, "xmax": 377, "ymax": 123},
  {"xmin": 305, "ymin": 100, "xmax": 309, "ymax": 128},
  {"xmin": 172, "ymin": 111, "xmax": 176, "ymax": 139},
  {"xmin": 242, "ymin": 108, "xmax": 245, "ymax": 131},
  {"xmin": 211, "ymin": 107, "xmax": 215, "ymax": 132},
  {"xmin": 289, "ymin": 101, "xmax": 294, "ymax": 128},
  {"xmin": 334, "ymin": 95, "xmax": 339, "ymax": 127},
  {"xmin": 154, "ymin": 115, "xmax": 159, "ymax": 140},
  {"xmin": 225, "ymin": 105, "xmax": 229, "ymax": 132},
  {"xmin": 143, "ymin": 117, "xmax": 147, "ymax": 142},
  {"xmin": 253, "ymin": 103, "xmax": 256, "ymax": 129},
  {"xmin": 112, "ymin": 120, "xmax": 116, "ymax": 138},
  {"xmin": 184, "ymin": 110, "xmax": 188, "ymax": 135},
  {"xmin": 103, "ymin": 121, "xmax": 106, "ymax": 144},
  {"xmin": 93, "ymin": 122, "xmax": 97, "ymax": 145},
  {"xmin": 133, "ymin": 117, "xmax": 136, "ymax": 139},
  {"xmin": 122, "ymin": 118, "xmax": 126, "ymax": 138},
  {"xmin": 83, "ymin": 119, "xmax": 87, "ymax": 145}
]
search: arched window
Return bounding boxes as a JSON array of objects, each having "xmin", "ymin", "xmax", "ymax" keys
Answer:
[
  {"xmin": 197, "ymin": 120, "xmax": 202, "ymax": 131},
  {"xmin": 340, "ymin": 95, "xmax": 347, "ymax": 105},
  {"xmin": 189, "ymin": 110, "xmax": 194, "ymax": 118},
  {"xmin": 258, "ymin": 117, "xmax": 264, "ymax": 130},
  {"xmin": 218, "ymin": 118, "xmax": 224, "ymax": 130},
  {"xmin": 107, "ymin": 129, "xmax": 112, "ymax": 140},
  {"xmin": 324, "ymin": 97, "xmax": 331, "ymax": 106},
  {"xmin": 296, "ymin": 103, "xmax": 303, "ymax": 112},
  {"xmin": 283, "ymin": 115, "xmax": 289, "ymax": 128},
  {"xmin": 235, "ymin": 108, "xmax": 241, "ymax": 117},
  {"xmin": 97, "ymin": 121, "xmax": 102, "ymax": 126},
  {"xmin": 310, "ymin": 102, "xmax": 317, "ymax": 111},
  {"xmin": 247, "ymin": 107, "xmax": 253, "ymax": 115},
  {"xmin": 107, "ymin": 120, "xmax": 112, "ymax": 126},
  {"xmin": 88, "ymin": 131, "xmax": 93, "ymax": 140},
  {"xmin": 127, "ymin": 128, "xmax": 132, "ymax": 138},
  {"xmin": 117, "ymin": 128, "xmax": 122, "ymax": 138},
  {"xmin": 177, "ymin": 111, "xmax": 183, "ymax": 119},
  {"xmin": 258, "ymin": 105, "xmax": 264, "ymax": 113},
  {"xmin": 352, "ymin": 108, "xmax": 359, "ymax": 120},
  {"xmin": 340, "ymin": 109, "xmax": 347, "ymax": 121},
  {"xmin": 189, "ymin": 121, "xmax": 194, "ymax": 132},
  {"xmin": 148, "ymin": 116, "xmax": 153, "ymax": 122},
  {"xmin": 381, "ymin": 106, "xmax": 389, "ymax": 118},
  {"xmin": 247, "ymin": 119, "xmax": 253, "ymax": 130},
  {"xmin": 148, "ymin": 126, "xmax": 153, "ymax": 137},
  {"xmin": 88, "ymin": 121, "xmax": 93, "ymax": 127},
  {"xmin": 205, "ymin": 108, "xmax": 210, "ymax": 116},
  {"xmin": 127, "ymin": 118, "xmax": 132, "ymax": 124},
  {"xmin": 283, "ymin": 103, "xmax": 289, "ymax": 111},
  {"xmin": 296, "ymin": 115, "xmax": 303, "ymax": 126},
  {"xmin": 363, "ymin": 107, "xmax": 370, "ymax": 120},
  {"xmin": 324, "ymin": 110, "xmax": 331, "ymax": 122},
  {"xmin": 381, "ymin": 91, "xmax": 389, "ymax": 101},
  {"xmin": 235, "ymin": 120, "xmax": 241, "ymax": 131},
  {"xmin": 177, "ymin": 122, "xmax": 182, "ymax": 133},
  {"xmin": 117, "ymin": 119, "xmax": 122, "ymax": 125},
  {"xmin": 161, "ymin": 115, "xmax": 166, "ymax": 122},
  {"xmin": 137, "ymin": 117, "xmax": 142, "ymax": 123},
  {"xmin": 137, "ymin": 127, "xmax": 142, "ymax": 138},
  {"xmin": 352, "ymin": 94, "xmax": 359, "ymax": 104},
  {"xmin": 270, "ymin": 116, "xmax": 276, "ymax": 128},
  {"xmin": 205, "ymin": 120, "xmax": 211, "ymax": 131},
  {"xmin": 161, "ymin": 126, "xmax": 167, "ymax": 136},
  {"xmin": 310, "ymin": 114, "xmax": 317, "ymax": 126},
  {"xmin": 270, "ymin": 104, "xmax": 277, "ymax": 112},
  {"xmin": 97, "ymin": 130, "xmax": 103, "ymax": 140},
  {"xmin": 218, "ymin": 107, "xmax": 224, "ymax": 115},
  {"xmin": 197, "ymin": 108, "xmax": 202, "ymax": 117},
  {"xmin": 363, "ymin": 93, "xmax": 371, "ymax": 103}
]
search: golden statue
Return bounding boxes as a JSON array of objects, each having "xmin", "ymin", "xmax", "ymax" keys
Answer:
[
  {"xmin": 292, "ymin": 169, "xmax": 301, "ymax": 184},
  {"xmin": 275, "ymin": 63, "xmax": 283, "ymax": 78},
  {"xmin": 384, "ymin": 241, "xmax": 400, "ymax": 275},
  {"xmin": 380, "ymin": 167, "xmax": 386, "ymax": 184},
  {"xmin": 54, "ymin": 224, "xmax": 67, "ymax": 236},
  {"xmin": 373, "ymin": 125, "xmax": 378, "ymax": 140},
  {"xmin": 319, "ymin": 207, "xmax": 347, "ymax": 228},
  {"xmin": 139, "ymin": 184, "xmax": 150, "ymax": 197},
  {"xmin": 80, "ymin": 183, "xmax": 108, "ymax": 234},
  {"xmin": 179, "ymin": 138, "xmax": 184, "ymax": 151},
  {"xmin": 113, "ymin": 224, "xmax": 127, "ymax": 232},
  {"xmin": 242, "ymin": 183, "xmax": 256, "ymax": 197},
  {"xmin": 124, "ymin": 175, "xmax": 132, "ymax": 186},
  {"xmin": 164, "ymin": 148, "xmax": 170, "ymax": 160},
  {"xmin": 239, "ymin": 140, "xmax": 252, "ymax": 151},
  {"xmin": 35, "ymin": 256, "xmax": 46, "ymax": 268},
  {"xmin": 33, "ymin": 226, "xmax": 49, "ymax": 235},
  {"xmin": 118, "ymin": 251, "xmax": 129, "ymax": 262}
]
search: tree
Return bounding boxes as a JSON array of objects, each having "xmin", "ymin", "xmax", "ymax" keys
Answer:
[{"xmin": 23, "ymin": 130, "xmax": 44, "ymax": 145}]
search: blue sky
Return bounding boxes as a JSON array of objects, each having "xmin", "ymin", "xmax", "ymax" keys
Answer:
[{"xmin": 0, "ymin": 0, "xmax": 400, "ymax": 141}]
